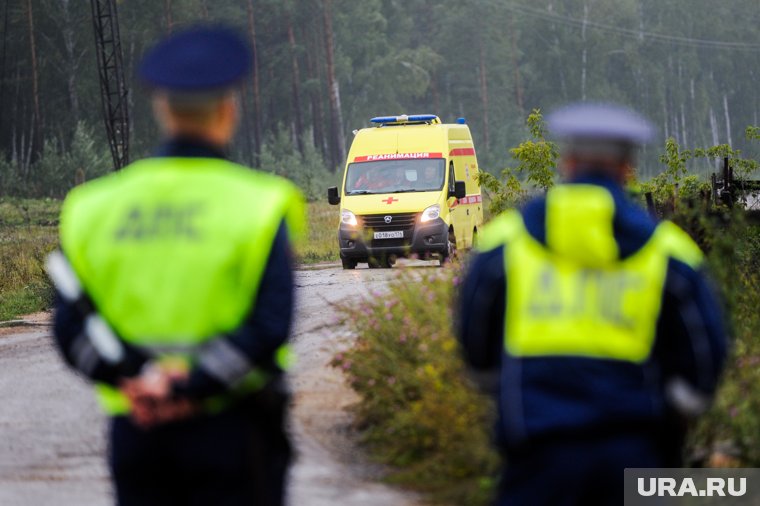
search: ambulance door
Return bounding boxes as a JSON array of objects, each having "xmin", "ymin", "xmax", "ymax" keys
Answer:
[
  {"xmin": 447, "ymin": 160, "xmax": 467, "ymax": 249},
  {"xmin": 464, "ymin": 154, "xmax": 483, "ymax": 241}
]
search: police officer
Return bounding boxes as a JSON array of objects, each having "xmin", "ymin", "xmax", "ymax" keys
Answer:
[
  {"xmin": 51, "ymin": 26, "xmax": 303, "ymax": 505},
  {"xmin": 458, "ymin": 103, "xmax": 727, "ymax": 505}
]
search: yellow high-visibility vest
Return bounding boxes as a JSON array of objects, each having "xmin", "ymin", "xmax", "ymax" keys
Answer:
[
  {"xmin": 60, "ymin": 157, "xmax": 305, "ymax": 414},
  {"xmin": 479, "ymin": 184, "xmax": 703, "ymax": 363}
]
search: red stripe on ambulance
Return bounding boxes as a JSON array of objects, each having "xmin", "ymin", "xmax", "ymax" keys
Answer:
[
  {"xmin": 449, "ymin": 148, "xmax": 476, "ymax": 157},
  {"xmin": 353, "ymin": 152, "xmax": 443, "ymax": 162},
  {"xmin": 450, "ymin": 194, "xmax": 482, "ymax": 207}
]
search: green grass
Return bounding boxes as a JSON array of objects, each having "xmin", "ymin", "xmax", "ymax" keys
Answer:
[
  {"xmin": 0, "ymin": 198, "xmax": 60, "ymax": 321},
  {"xmin": 296, "ymin": 200, "xmax": 339, "ymax": 263},
  {"xmin": 0, "ymin": 198, "xmax": 340, "ymax": 321}
]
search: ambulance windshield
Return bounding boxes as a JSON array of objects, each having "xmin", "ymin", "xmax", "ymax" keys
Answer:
[{"xmin": 344, "ymin": 159, "xmax": 446, "ymax": 195}]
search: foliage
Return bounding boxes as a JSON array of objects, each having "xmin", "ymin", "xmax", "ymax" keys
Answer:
[
  {"xmin": 477, "ymin": 109, "xmax": 557, "ymax": 215},
  {"xmin": 643, "ymin": 137, "xmax": 706, "ymax": 206},
  {"xmin": 669, "ymin": 207, "xmax": 760, "ymax": 466},
  {"xmin": 0, "ymin": 198, "xmax": 59, "ymax": 320},
  {"xmin": 642, "ymin": 135, "xmax": 760, "ymax": 210},
  {"xmin": 256, "ymin": 127, "xmax": 339, "ymax": 202},
  {"xmin": 3, "ymin": 0, "xmax": 760, "ymax": 193},
  {"xmin": 509, "ymin": 110, "xmax": 559, "ymax": 192},
  {"xmin": 33, "ymin": 123, "xmax": 111, "ymax": 197},
  {"xmin": 0, "ymin": 123, "xmax": 110, "ymax": 198},
  {"xmin": 332, "ymin": 267, "xmax": 499, "ymax": 505}
]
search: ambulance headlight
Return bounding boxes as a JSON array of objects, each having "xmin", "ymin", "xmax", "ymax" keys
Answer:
[
  {"xmin": 420, "ymin": 204, "xmax": 440, "ymax": 223},
  {"xmin": 341, "ymin": 209, "xmax": 358, "ymax": 227}
]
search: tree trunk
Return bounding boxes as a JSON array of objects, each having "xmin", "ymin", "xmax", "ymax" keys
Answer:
[
  {"xmin": 709, "ymin": 106, "xmax": 719, "ymax": 146},
  {"xmin": 286, "ymin": 13, "xmax": 305, "ymax": 155},
  {"xmin": 165, "ymin": 0, "xmax": 173, "ymax": 34},
  {"xmin": 127, "ymin": 39, "xmax": 136, "ymax": 145},
  {"xmin": 322, "ymin": 0, "xmax": 345, "ymax": 170},
  {"xmin": 430, "ymin": 73, "xmax": 440, "ymax": 115},
  {"xmin": 60, "ymin": 0, "xmax": 80, "ymax": 127},
  {"xmin": 723, "ymin": 93, "xmax": 733, "ymax": 147},
  {"xmin": 303, "ymin": 23, "xmax": 326, "ymax": 156},
  {"xmin": 548, "ymin": 3, "xmax": 567, "ymax": 101},
  {"xmin": 581, "ymin": 1, "xmax": 588, "ymax": 101},
  {"xmin": 478, "ymin": 42, "xmax": 490, "ymax": 151},
  {"xmin": 0, "ymin": 0, "xmax": 9, "ymax": 138},
  {"xmin": 246, "ymin": 0, "xmax": 263, "ymax": 161},
  {"xmin": 508, "ymin": 10, "xmax": 524, "ymax": 116},
  {"xmin": 239, "ymin": 84, "xmax": 254, "ymax": 166},
  {"xmin": 26, "ymin": 0, "xmax": 42, "ymax": 155}
]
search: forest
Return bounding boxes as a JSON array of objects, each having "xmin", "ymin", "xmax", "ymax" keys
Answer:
[{"xmin": 1, "ymin": 0, "xmax": 759, "ymax": 198}]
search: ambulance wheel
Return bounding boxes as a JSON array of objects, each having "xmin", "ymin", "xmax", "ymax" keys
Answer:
[
  {"xmin": 341, "ymin": 256, "xmax": 357, "ymax": 270},
  {"xmin": 439, "ymin": 230, "xmax": 457, "ymax": 266}
]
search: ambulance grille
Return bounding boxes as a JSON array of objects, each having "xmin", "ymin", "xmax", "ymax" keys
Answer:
[{"xmin": 360, "ymin": 212, "xmax": 417, "ymax": 231}]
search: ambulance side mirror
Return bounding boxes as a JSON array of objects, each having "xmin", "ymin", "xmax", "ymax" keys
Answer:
[
  {"xmin": 327, "ymin": 186, "xmax": 341, "ymax": 205},
  {"xmin": 450, "ymin": 181, "xmax": 466, "ymax": 200}
]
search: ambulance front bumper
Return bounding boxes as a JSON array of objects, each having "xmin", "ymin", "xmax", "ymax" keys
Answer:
[{"xmin": 338, "ymin": 218, "xmax": 449, "ymax": 259}]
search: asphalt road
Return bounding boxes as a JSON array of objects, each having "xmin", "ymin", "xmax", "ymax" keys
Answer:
[{"xmin": 0, "ymin": 262, "xmax": 427, "ymax": 506}]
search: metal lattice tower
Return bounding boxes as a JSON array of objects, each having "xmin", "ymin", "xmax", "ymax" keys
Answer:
[{"xmin": 90, "ymin": 0, "xmax": 129, "ymax": 170}]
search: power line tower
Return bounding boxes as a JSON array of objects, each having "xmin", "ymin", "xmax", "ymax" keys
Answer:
[{"xmin": 90, "ymin": 0, "xmax": 129, "ymax": 170}]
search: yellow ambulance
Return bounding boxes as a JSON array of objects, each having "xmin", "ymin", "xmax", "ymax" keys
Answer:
[{"xmin": 327, "ymin": 114, "xmax": 484, "ymax": 269}]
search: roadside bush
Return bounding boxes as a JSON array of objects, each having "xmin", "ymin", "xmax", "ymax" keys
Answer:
[
  {"xmin": 332, "ymin": 266, "xmax": 499, "ymax": 505},
  {"xmin": 0, "ymin": 198, "xmax": 59, "ymax": 320},
  {"xmin": 477, "ymin": 109, "xmax": 557, "ymax": 216},
  {"xmin": 683, "ymin": 209, "xmax": 760, "ymax": 466}
]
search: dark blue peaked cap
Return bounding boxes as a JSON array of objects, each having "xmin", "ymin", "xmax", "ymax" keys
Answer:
[
  {"xmin": 547, "ymin": 102, "xmax": 654, "ymax": 145},
  {"xmin": 139, "ymin": 26, "xmax": 251, "ymax": 92}
]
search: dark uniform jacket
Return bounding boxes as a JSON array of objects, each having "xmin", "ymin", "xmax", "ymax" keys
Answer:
[{"xmin": 458, "ymin": 176, "xmax": 727, "ymax": 452}]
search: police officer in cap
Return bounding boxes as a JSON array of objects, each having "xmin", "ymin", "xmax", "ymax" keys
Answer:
[
  {"xmin": 52, "ymin": 25, "xmax": 303, "ymax": 505},
  {"xmin": 458, "ymin": 103, "xmax": 727, "ymax": 505}
]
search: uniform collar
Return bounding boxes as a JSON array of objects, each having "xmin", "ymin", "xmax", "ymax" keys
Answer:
[
  {"xmin": 566, "ymin": 173, "xmax": 625, "ymax": 196},
  {"xmin": 155, "ymin": 137, "xmax": 227, "ymax": 159}
]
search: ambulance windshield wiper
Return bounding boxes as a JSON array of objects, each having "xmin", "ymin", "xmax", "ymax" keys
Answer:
[
  {"xmin": 391, "ymin": 188, "xmax": 422, "ymax": 193},
  {"xmin": 346, "ymin": 190, "xmax": 374, "ymax": 195}
]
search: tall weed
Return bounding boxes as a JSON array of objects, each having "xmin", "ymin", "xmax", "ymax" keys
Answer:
[{"xmin": 332, "ymin": 266, "xmax": 499, "ymax": 505}]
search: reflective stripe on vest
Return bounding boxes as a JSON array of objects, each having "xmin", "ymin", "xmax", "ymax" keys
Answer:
[
  {"xmin": 479, "ymin": 186, "xmax": 703, "ymax": 363},
  {"xmin": 59, "ymin": 157, "xmax": 305, "ymax": 414}
]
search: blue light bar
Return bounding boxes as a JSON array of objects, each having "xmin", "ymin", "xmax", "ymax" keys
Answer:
[{"xmin": 370, "ymin": 114, "xmax": 440, "ymax": 125}]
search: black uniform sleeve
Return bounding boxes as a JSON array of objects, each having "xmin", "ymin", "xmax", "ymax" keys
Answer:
[
  {"xmin": 52, "ymin": 293, "xmax": 148, "ymax": 385},
  {"xmin": 456, "ymin": 246, "xmax": 507, "ymax": 393},
  {"xmin": 174, "ymin": 220, "xmax": 295, "ymax": 399},
  {"xmin": 652, "ymin": 258, "xmax": 728, "ymax": 415}
]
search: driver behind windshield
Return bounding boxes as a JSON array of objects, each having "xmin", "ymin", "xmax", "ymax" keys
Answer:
[{"xmin": 414, "ymin": 164, "xmax": 441, "ymax": 190}]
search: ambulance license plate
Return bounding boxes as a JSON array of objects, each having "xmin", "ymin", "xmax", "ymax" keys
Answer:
[{"xmin": 374, "ymin": 231, "xmax": 404, "ymax": 239}]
